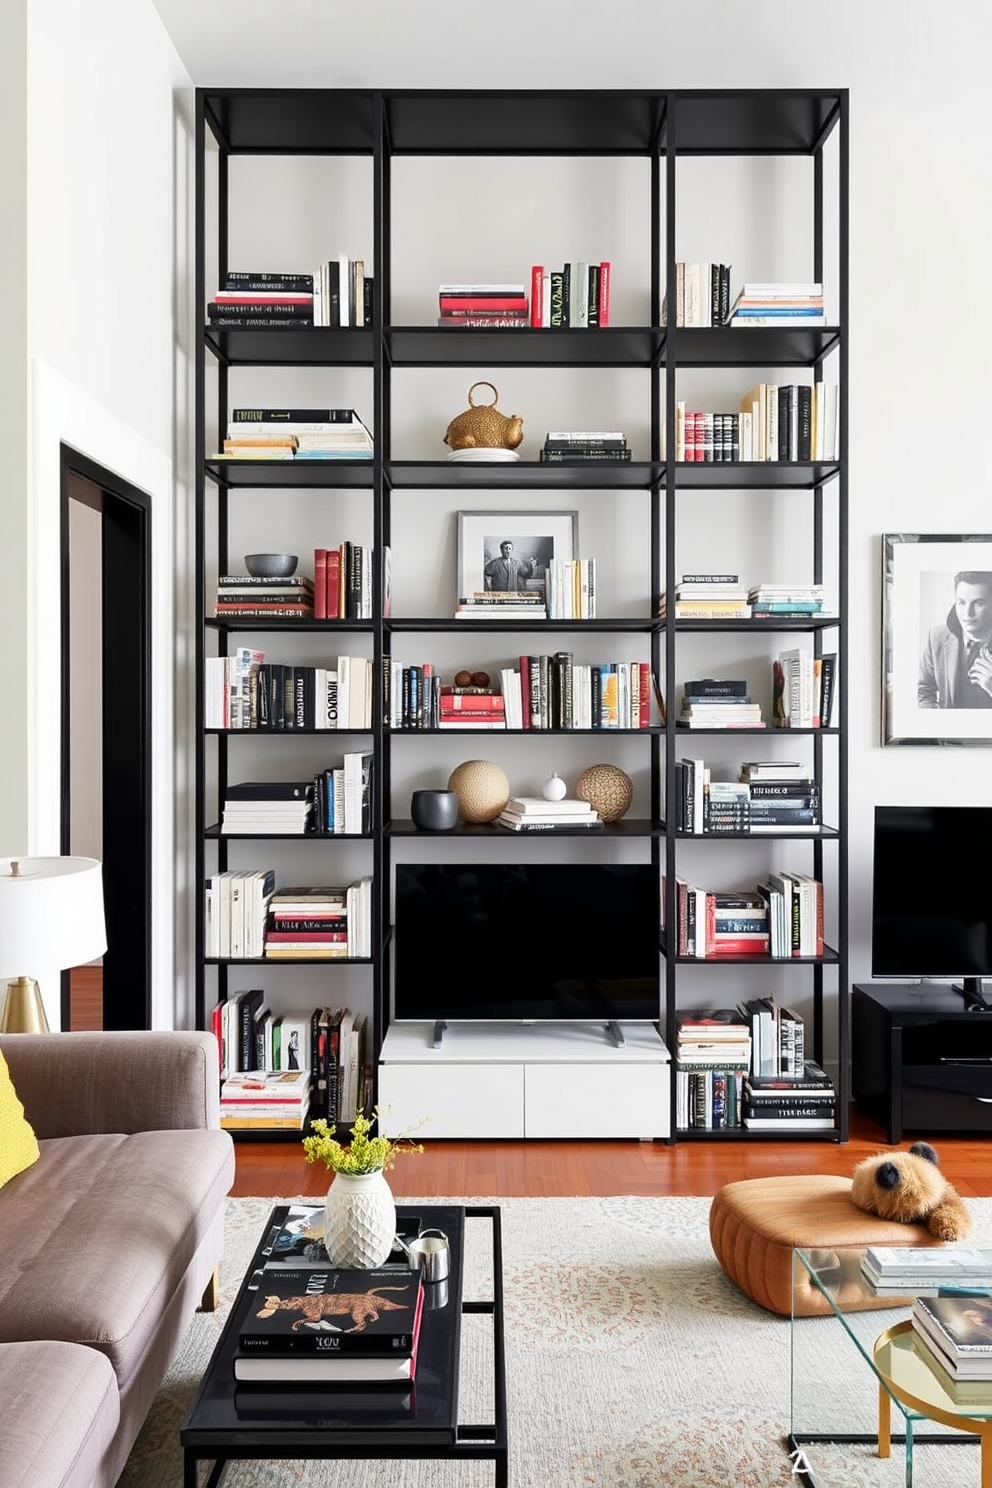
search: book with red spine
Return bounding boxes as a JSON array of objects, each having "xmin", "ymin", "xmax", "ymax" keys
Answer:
[
  {"xmin": 518, "ymin": 655, "xmax": 532, "ymax": 729},
  {"xmin": 530, "ymin": 265, "xmax": 544, "ymax": 326},
  {"xmin": 325, "ymin": 549, "xmax": 342, "ymax": 620},
  {"xmin": 438, "ymin": 295, "xmax": 528, "ymax": 313},
  {"xmin": 313, "ymin": 549, "xmax": 327, "ymax": 620},
  {"xmin": 598, "ymin": 261, "xmax": 611, "ymax": 326}
]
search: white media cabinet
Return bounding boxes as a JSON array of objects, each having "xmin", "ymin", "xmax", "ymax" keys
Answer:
[{"xmin": 377, "ymin": 1023, "xmax": 671, "ymax": 1140}]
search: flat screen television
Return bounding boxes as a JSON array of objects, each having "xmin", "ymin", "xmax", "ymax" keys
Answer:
[
  {"xmin": 392, "ymin": 862, "xmax": 660, "ymax": 1029},
  {"xmin": 872, "ymin": 805, "xmax": 992, "ymax": 1009}
]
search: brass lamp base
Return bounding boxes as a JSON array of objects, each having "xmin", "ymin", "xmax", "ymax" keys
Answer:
[{"xmin": 0, "ymin": 976, "xmax": 50, "ymax": 1033}]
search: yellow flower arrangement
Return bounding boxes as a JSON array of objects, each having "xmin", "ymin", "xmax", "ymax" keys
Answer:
[{"xmin": 302, "ymin": 1107, "xmax": 425, "ymax": 1175}]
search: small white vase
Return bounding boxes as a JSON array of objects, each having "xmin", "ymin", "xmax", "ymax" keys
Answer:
[{"xmin": 323, "ymin": 1170, "xmax": 397, "ymax": 1268}]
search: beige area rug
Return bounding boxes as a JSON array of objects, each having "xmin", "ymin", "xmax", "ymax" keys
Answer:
[{"xmin": 117, "ymin": 1195, "xmax": 992, "ymax": 1488}]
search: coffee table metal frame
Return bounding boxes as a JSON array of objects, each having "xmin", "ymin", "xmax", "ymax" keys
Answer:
[
  {"xmin": 790, "ymin": 1246, "xmax": 988, "ymax": 1488},
  {"xmin": 181, "ymin": 1202, "xmax": 507, "ymax": 1488}
]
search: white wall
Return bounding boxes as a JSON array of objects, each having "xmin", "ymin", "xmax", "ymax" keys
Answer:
[
  {"xmin": 23, "ymin": 0, "xmax": 195, "ymax": 1027},
  {"xmin": 12, "ymin": 0, "xmax": 992, "ymax": 1044}
]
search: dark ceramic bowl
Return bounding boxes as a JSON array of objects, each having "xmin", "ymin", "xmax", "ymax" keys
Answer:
[{"xmin": 244, "ymin": 552, "xmax": 298, "ymax": 578}]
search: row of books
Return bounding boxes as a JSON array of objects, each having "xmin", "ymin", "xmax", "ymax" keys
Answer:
[
  {"xmin": 738, "ymin": 381, "xmax": 839, "ymax": 461},
  {"xmin": 677, "ymin": 1065, "xmax": 836, "ymax": 1132},
  {"xmin": 773, "ymin": 650, "xmax": 838, "ymax": 730},
  {"xmin": 661, "ymin": 263, "xmax": 732, "ymax": 327},
  {"xmin": 455, "ymin": 560, "xmax": 598, "ymax": 622},
  {"xmin": 665, "ymin": 875, "xmax": 824, "ymax": 959},
  {"xmin": 204, "ymin": 876, "xmax": 372, "ymax": 961},
  {"xmin": 206, "ymin": 270, "xmax": 374, "ymax": 330},
  {"xmin": 675, "ymin": 1009, "xmax": 835, "ymax": 1129},
  {"xmin": 221, "ymin": 758, "xmax": 374, "ymax": 837},
  {"xmin": 315, "ymin": 257, "xmax": 373, "ymax": 327},
  {"xmin": 662, "ymin": 274, "xmax": 826, "ymax": 329},
  {"xmin": 386, "ymin": 658, "xmax": 658, "ymax": 732},
  {"xmin": 538, "ymin": 431, "xmax": 630, "ymax": 463},
  {"xmin": 673, "ymin": 759, "xmax": 821, "ymax": 835},
  {"xmin": 205, "ymin": 651, "xmax": 373, "ymax": 731},
  {"xmin": 313, "ymin": 544, "xmax": 376, "ymax": 619},
  {"xmin": 530, "ymin": 264, "xmax": 612, "ymax": 328},
  {"xmin": 233, "ymin": 1205, "xmax": 423, "ymax": 1382}
]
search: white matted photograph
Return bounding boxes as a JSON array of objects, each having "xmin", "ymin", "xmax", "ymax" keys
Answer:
[
  {"xmin": 882, "ymin": 532, "xmax": 992, "ymax": 745},
  {"xmin": 456, "ymin": 510, "xmax": 578, "ymax": 598}
]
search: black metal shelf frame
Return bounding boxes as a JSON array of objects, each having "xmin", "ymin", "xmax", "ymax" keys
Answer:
[{"xmin": 194, "ymin": 85, "xmax": 850, "ymax": 1146}]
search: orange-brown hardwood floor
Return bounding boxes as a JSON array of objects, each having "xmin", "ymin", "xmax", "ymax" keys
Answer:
[{"xmin": 69, "ymin": 969, "xmax": 992, "ymax": 1201}]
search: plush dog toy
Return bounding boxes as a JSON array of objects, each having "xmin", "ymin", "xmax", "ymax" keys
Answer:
[{"xmin": 850, "ymin": 1140, "xmax": 972, "ymax": 1242}]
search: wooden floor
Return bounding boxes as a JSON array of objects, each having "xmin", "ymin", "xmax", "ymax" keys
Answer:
[{"xmin": 69, "ymin": 968, "xmax": 992, "ymax": 1200}]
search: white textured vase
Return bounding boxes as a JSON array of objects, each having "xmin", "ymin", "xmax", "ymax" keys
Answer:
[{"xmin": 323, "ymin": 1170, "xmax": 397, "ymax": 1268}]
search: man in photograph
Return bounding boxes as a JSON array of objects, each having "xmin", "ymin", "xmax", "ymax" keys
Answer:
[
  {"xmin": 919, "ymin": 570, "xmax": 992, "ymax": 708},
  {"xmin": 483, "ymin": 539, "xmax": 536, "ymax": 592}
]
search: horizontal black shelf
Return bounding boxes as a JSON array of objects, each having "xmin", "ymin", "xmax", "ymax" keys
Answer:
[
  {"xmin": 675, "ymin": 1126, "xmax": 842, "ymax": 1143},
  {"xmin": 665, "ymin": 615, "xmax": 841, "ymax": 631},
  {"xmin": 205, "ymin": 955, "xmax": 373, "ymax": 966},
  {"xmin": 205, "ymin": 727, "xmax": 372, "ymax": 736},
  {"xmin": 206, "ymin": 617, "xmax": 375, "ymax": 633},
  {"xmin": 389, "ymin": 727, "xmax": 665, "ymax": 737},
  {"xmin": 203, "ymin": 88, "xmax": 843, "ymax": 159},
  {"xmin": 671, "ymin": 460, "xmax": 840, "ymax": 490},
  {"xmin": 202, "ymin": 323, "xmax": 840, "ymax": 373},
  {"xmin": 205, "ymin": 459, "xmax": 374, "ymax": 488},
  {"xmin": 386, "ymin": 460, "xmax": 662, "ymax": 490},
  {"xmin": 670, "ymin": 826, "xmax": 839, "ymax": 841},
  {"xmin": 662, "ymin": 938, "xmax": 840, "ymax": 965},
  {"xmin": 670, "ymin": 726, "xmax": 840, "ymax": 737},
  {"xmin": 388, "ymin": 817, "xmax": 660, "ymax": 837},
  {"xmin": 384, "ymin": 616, "xmax": 662, "ymax": 633},
  {"xmin": 204, "ymin": 826, "xmax": 371, "ymax": 840}
]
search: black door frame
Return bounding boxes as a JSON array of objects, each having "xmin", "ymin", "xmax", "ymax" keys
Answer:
[{"xmin": 59, "ymin": 444, "xmax": 153, "ymax": 1030}]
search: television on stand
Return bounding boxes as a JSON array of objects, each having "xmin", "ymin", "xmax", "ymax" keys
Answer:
[
  {"xmin": 871, "ymin": 805, "xmax": 992, "ymax": 1011},
  {"xmin": 392, "ymin": 862, "xmax": 660, "ymax": 1046}
]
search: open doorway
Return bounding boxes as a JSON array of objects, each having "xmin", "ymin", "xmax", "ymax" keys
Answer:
[{"xmin": 61, "ymin": 445, "xmax": 152, "ymax": 1030}]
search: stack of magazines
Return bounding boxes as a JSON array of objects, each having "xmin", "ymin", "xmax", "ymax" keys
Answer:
[
  {"xmin": 860, "ymin": 1244, "xmax": 992, "ymax": 1295},
  {"xmin": 911, "ymin": 1293, "xmax": 992, "ymax": 1388}
]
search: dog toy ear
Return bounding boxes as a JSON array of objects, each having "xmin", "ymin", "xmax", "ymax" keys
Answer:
[{"xmin": 908, "ymin": 1141, "xmax": 939, "ymax": 1166}]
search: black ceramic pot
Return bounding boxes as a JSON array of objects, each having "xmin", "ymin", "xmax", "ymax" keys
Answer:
[{"xmin": 410, "ymin": 789, "xmax": 459, "ymax": 831}]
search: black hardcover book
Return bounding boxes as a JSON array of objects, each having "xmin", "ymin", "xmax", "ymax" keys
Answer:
[
  {"xmin": 226, "ymin": 781, "xmax": 313, "ymax": 801},
  {"xmin": 229, "ymin": 408, "xmax": 358, "ymax": 424},
  {"xmin": 239, "ymin": 990, "xmax": 264, "ymax": 1068},
  {"xmin": 237, "ymin": 1265, "xmax": 422, "ymax": 1354},
  {"xmin": 683, "ymin": 679, "xmax": 749, "ymax": 698},
  {"xmin": 819, "ymin": 654, "xmax": 837, "ymax": 727},
  {"xmin": 549, "ymin": 271, "xmax": 565, "ymax": 327},
  {"xmin": 746, "ymin": 1060, "xmax": 833, "ymax": 1091},
  {"xmin": 208, "ymin": 316, "xmax": 314, "ymax": 329},
  {"xmin": 210, "ymin": 301, "xmax": 313, "ymax": 319},
  {"xmin": 363, "ymin": 276, "xmax": 374, "ymax": 327},
  {"xmin": 798, "ymin": 384, "xmax": 812, "ymax": 460},
  {"xmin": 224, "ymin": 273, "xmax": 314, "ymax": 292},
  {"xmin": 587, "ymin": 264, "xmax": 600, "ymax": 327}
]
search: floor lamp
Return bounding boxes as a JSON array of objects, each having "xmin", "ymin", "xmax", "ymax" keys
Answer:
[{"xmin": 0, "ymin": 857, "xmax": 108, "ymax": 1033}]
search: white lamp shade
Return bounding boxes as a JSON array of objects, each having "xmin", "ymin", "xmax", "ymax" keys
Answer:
[{"xmin": 0, "ymin": 856, "xmax": 107, "ymax": 979}]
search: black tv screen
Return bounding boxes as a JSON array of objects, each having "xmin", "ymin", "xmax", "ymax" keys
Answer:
[
  {"xmin": 393, "ymin": 863, "xmax": 660, "ymax": 1023},
  {"xmin": 872, "ymin": 806, "xmax": 992, "ymax": 982}
]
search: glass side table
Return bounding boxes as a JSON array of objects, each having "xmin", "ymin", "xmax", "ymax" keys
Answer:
[{"xmin": 791, "ymin": 1246, "xmax": 992, "ymax": 1487}]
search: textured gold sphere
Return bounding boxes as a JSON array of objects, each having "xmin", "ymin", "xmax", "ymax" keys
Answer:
[
  {"xmin": 447, "ymin": 759, "xmax": 511, "ymax": 823},
  {"xmin": 576, "ymin": 763, "xmax": 633, "ymax": 822}
]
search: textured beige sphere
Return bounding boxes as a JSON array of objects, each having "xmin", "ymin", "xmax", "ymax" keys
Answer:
[
  {"xmin": 576, "ymin": 763, "xmax": 633, "ymax": 822},
  {"xmin": 447, "ymin": 759, "xmax": 511, "ymax": 823}
]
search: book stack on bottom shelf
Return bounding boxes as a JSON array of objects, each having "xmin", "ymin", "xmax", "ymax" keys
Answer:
[
  {"xmin": 911, "ymin": 1292, "xmax": 992, "ymax": 1400},
  {"xmin": 233, "ymin": 1206, "xmax": 425, "ymax": 1384},
  {"xmin": 740, "ymin": 1059, "xmax": 835, "ymax": 1131},
  {"xmin": 220, "ymin": 1070, "xmax": 311, "ymax": 1131},
  {"xmin": 675, "ymin": 1010, "xmax": 752, "ymax": 1131}
]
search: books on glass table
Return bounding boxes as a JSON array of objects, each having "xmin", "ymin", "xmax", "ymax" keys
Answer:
[
  {"xmin": 233, "ymin": 1264, "xmax": 424, "ymax": 1382},
  {"xmin": 861, "ymin": 1244, "xmax": 992, "ymax": 1292},
  {"xmin": 911, "ymin": 1294, "xmax": 992, "ymax": 1379}
]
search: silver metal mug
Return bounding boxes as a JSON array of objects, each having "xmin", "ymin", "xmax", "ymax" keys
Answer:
[{"xmin": 403, "ymin": 1227, "xmax": 450, "ymax": 1283}]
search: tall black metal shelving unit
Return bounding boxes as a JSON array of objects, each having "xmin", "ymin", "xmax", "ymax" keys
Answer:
[{"xmin": 193, "ymin": 87, "xmax": 849, "ymax": 1143}]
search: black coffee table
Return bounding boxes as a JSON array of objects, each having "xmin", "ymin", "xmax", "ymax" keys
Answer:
[{"xmin": 181, "ymin": 1203, "xmax": 507, "ymax": 1488}]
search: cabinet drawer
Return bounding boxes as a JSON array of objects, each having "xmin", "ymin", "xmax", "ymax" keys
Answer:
[
  {"xmin": 903, "ymin": 1064, "xmax": 992, "ymax": 1132},
  {"xmin": 378, "ymin": 1062, "xmax": 525, "ymax": 1138},
  {"xmin": 524, "ymin": 1063, "xmax": 669, "ymax": 1139}
]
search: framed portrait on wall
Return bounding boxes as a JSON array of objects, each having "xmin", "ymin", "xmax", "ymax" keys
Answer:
[
  {"xmin": 882, "ymin": 533, "xmax": 992, "ymax": 745},
  {"xmin": 456, "ymin": 510, "xmax": 578, "ymax": 599}
]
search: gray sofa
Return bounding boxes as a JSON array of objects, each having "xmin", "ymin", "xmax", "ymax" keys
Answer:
[{"xmin": 0, "ymin": 1030, "xmax": 235, "ymax": 1488}]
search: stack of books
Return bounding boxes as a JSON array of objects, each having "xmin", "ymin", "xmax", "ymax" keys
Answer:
[
  {"xmin": 496, "ymin": 796, "xmax": 603, "ymax": 832},
  {"xmin": 455, "ymin": 590, "xmax": 547, "ymax": 620},
  {"xmin": 207, "ymin": 272, "xmax": 314, "ymax": 330},
  {"xmin": 677, "ymin": 679, "xmax": 764, "ymax": 730},
  {"xmin": 221, "ymin": 781, "xmax": 314, "ymax": 836},
  {"xmin": 748, "ymin": 583, "xmax": 828, "ymax": 617},
  {"xmin": 911, "ymin": 1293, "xmax": 992, "ymax": 1385},
  {"xmin": 214, "ymin": 574, "xmax": 315, "ymax": 621},
  {"xmin": 862, "ymin": 1245, "xmax": 992, "ymax": 1294},
  {"xmin": 728, "ymin": 282, "xmax": 825, "ymax": 328},
  {"xmin": 530, "ymin": 262, "xmax": 611, "ymax": 327},
  {"xmin": 219, "ymin": 1070, "xmax": 311, "ymax": 1131},
  {"xmin": 233, "ymin": 1255, "xmax": 424, "ymax": 1382},
  {"xmin": 674, "ymin": 1009, "xmax": 751, "ymax": 1130},
  {"xmin": 703, "ymin": 781, "xmax": 751, "ymax": 836},
  {"xmin": 738, "ymin": 381, "xmax": 839, "ymax": 461},
  {"xmin": 741, "ymin": 1058, "xmax": 835, "ymax": 1130},
  {"xmin": 437, "ymin": 686, "xmax": 506, "ymax": 730},
  {"xmin": 661, "ymin": 577, "xmax": 752, "ymax": 619},
  {"xmin": 264, "ymin": 887, "xmax": 349, "ymax": 959},
  {"xmin": 437, "ymin": 283, "xmax": 528, "ymax": 328},
  {"xmin": 747, "ymin": 776, "xmax": 821, "ymax": 834},
  {"xmin": 667, "ymin": 880, "xmax": 769, "ymax": 958},
  {"xmin": 539, "ymin": 431, "xmax": 631, "ymax": 463},
  {"xmin": 215, "ymin": 409, "xmax": 373, "ymax": 462}
]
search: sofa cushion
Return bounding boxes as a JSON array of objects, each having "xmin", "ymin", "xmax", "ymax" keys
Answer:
[
  {"xmin": 0, "ymin": 1339, "xmax": 119, "ymax": 1488},
  {"xmin": 0, "ymin": 1050, "xmax": 40, "ymax": 1187},
  {"xmin": 0, "ymin": 1127, "xmax": 233, "ymax": 1390}
]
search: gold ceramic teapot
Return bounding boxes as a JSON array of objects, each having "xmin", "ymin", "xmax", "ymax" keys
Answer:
[{"xmin": 443, "ymin": 381, "xmax": 524, "ymax": 451}]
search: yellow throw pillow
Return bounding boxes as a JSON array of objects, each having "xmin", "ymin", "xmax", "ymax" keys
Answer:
[{"xmin": 0, "ymin": 1049, "xmax": 40, "ymax": 1186}]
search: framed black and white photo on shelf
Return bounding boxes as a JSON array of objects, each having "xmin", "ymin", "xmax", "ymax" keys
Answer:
[
  {"xmin": 456, "ymin": 510, "xmax": 578, "ymax": 599},
  {"xmin": 883, "ymin": 532, "xmax": 992, "ymax": 745}
]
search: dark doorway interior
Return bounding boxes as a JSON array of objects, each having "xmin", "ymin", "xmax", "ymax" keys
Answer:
[{"xmin": 61, "ymin": 445, "xmax": 152, "ymax": 1030}]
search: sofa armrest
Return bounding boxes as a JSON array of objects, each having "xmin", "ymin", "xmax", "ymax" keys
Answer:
[{"xmin": 0, "ymin": 1030, "xmax": 220, "ymax": 1137}]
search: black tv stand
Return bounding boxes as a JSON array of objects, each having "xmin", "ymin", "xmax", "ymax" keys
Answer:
[{"xmin": 953, "ymin": 978, "xmax": 992, "ymax": 1011}]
